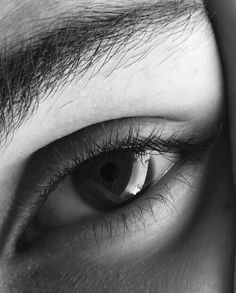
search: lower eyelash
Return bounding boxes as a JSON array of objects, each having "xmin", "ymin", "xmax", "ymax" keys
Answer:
[
  {"xmin": 15, "ymin": 159, "xmax": 186, "ymax": 251},
  {"xmin": 38, "ymin": 128, "xmax": 202, "ymax": 206},
  {"xmin": 75, "ymin": 162, "xmax": 190, "ymax": 247},
  {"xmin": 15, "ymin": 121, "xmax": 212, "ymax": 251},
  {"xmin": 78, "ymin": 191, "xmax": 171, "ymax": 247}
]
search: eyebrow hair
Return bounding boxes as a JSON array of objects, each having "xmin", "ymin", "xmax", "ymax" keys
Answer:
[{"xmin": 0, "ymin": 0, "xmax": 204, "ymax": 144}]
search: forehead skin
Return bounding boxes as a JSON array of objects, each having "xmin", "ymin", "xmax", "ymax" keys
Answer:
[{"xmin": 0, "ymin": 0, "xmax": 203, "ymax": 50}]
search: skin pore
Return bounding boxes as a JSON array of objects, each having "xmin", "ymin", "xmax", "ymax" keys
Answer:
[{"xmin": 0, "ymin": 0, "xmax": 235, "ymax": 292}]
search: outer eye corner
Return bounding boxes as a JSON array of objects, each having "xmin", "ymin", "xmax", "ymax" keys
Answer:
[
  {"xmin": 16, "ymin": 117, "xmax": 212, "ymax": 249},
  {"xmin": 35, "ymin": 149, "xmax": 178, "ymax": 236}
]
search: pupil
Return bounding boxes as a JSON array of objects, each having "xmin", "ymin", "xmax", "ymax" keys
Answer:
[{"xmin": 100, "ymin": 162, "xmax": 119, "ymax": 182}]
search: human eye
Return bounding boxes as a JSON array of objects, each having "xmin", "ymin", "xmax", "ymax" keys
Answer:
[
  {"xmin": 14, "ymin": 117, "xmax": 218, "ymax": 253},
  {"xmin": 2, "ymin": 0, "xmax": 235, "ymax": 290}
]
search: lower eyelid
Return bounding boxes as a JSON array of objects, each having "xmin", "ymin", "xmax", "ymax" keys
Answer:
[
  {"xmin": 16, "ymin": 157, "xmax": 206, "ymax": 259},
  {"xmin": 9, "ymin": 118, "xmax": 214, "ymax": 256},
  {"xmin": 102, "ymin": 164, "xmax": 203, "ymax": 255},
  {"xmin": 34, "ymin": 151, "xmax": 177, "ymax": 230}
]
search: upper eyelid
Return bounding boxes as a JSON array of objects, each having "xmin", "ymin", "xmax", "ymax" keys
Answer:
[
  {"xmin": 0, "ymin": 1, "xmax": 205, "ymax": 145},
  {"xmin": 18, "ymin": 117, "xmax": 217, "ymax": 199},
  {"xmin": 1, "ymin": 116, "xmax": 216, "ymax": 255}
]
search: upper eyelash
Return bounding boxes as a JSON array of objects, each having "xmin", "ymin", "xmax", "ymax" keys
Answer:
[
  {"xmin": 38, "ymin": 125, "xmax": 211, "ymax": 206},
  {"xmin": 15, "ymin": 121, "xmax": 217, "ymax": 250}
]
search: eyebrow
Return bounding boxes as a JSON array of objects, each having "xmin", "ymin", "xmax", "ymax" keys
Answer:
[{"xmin": 0, "ymin": 0, "xmax": 204, "ymax": 144}]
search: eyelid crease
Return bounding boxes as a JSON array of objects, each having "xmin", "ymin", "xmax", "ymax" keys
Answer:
[
  {"xmin": 16, "ymin": 136, "xmax": 206, "ymax": 253},
  {"xmin": 2, "ymin": 116, "xmax": 217, "ymax": 255},
  {"xmin": 30, "ymin": 119, "xmax": 218, "ymax": 211}
]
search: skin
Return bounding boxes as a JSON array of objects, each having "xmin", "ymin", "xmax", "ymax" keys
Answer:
[
  {"xmin": 205, "ymin": 0, "xmax": 236, "ymax": 289},
  {"xmin": 206, "ymin": 1, "xmax": 236, "ymax": 189},
  {"xmin": 0, "ymin": 0, "xmax": 235, "ymax": 292}
]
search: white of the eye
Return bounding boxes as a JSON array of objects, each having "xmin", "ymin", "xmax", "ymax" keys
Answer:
[
  {"xmin": 86, "ymin": 152, "xmax": 176, "ymax": 203},
  {"xmin": 150, "ymin": 152, "xmax": 176, "ymax": 185},
  {"xmin": 37, "ymin": 152, "xmax": 178, "ymax": 227},
  {"xmin": 119, "ymin": 152, "xmax": 176, "ymax": 198}
]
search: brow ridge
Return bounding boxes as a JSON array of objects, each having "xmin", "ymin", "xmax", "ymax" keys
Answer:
[{"xmin": 0, "ymin": 0, "xmax": 204, "ymax": 144}]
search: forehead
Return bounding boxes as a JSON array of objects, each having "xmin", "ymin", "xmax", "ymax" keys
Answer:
[{"xmin": 0, "ymin": 0, "xmax": 204, "ymax": 41}]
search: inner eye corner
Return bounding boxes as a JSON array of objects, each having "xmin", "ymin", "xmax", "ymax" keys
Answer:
[{"xmin": 17, "ymin": 119, "xmax": 202, "ymax": 249}]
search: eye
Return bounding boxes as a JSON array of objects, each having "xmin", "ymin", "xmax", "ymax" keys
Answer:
[
  {"xmin": 37, "ymin": 150, "xmax": 175, "ymax": 229},
  {"xmin": 16, "ymin": 117, "xmax": 216, "ymax": 250}
]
